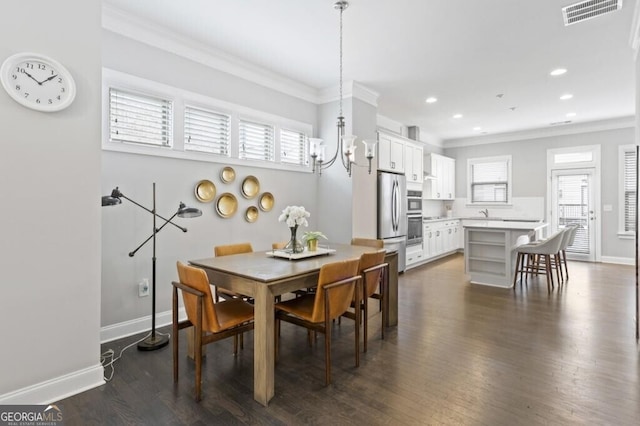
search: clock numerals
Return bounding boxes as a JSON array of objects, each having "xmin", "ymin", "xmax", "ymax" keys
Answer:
[
  {"xmin": 15, "ymin": 84, "xmax": 20, "ymax": 91},
  {"xmin": 24, "ymin": 92, "xmax": 29, "ymax": 98}
]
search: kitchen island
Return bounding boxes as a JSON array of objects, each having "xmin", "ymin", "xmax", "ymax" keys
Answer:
[{"xmin": 463, "ymin": 220, "xmax": 548, "ymax": 288}]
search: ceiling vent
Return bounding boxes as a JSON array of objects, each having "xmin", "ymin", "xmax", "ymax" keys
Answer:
[
  {"xmin": 550, "ymin": 120, "xmax": 573, "ymax": 126},
  {"xmin": 562, "ymin": 0, "xmax": 623, "ymax": 26}
]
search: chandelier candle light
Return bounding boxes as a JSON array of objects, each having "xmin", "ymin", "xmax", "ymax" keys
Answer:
[
  {"xmin": 278, "ymin": 205, "xmax": 310, "ymax": 254},
  {"xmin": 309, "ymin": 1, "xmax": 377, "ymax": 177}
]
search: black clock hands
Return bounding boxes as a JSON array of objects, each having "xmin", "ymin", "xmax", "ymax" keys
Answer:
[
  {"xmin": 40, "ymin": 74, "xmax": 59, "ymax": 84},
  {"xmin": 22, "ymin": 70, "xmax": 42, "ymax": 85}
]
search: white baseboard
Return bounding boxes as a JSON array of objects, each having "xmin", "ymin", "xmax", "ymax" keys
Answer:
[
  {"xmin": 600, "ymin": 256, "xmax": 635, "ymax": 265},
  {"xmin": 100, "ymin": 307, "xmax": 187, "ymax": 344},
  {"xmin": 0, "ymin": 364, "xmax": 104, "ymax": 405}
]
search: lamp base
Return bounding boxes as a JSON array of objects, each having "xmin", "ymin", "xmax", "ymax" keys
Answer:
[{"xmin": 137, "ymin": 334, "xmax": 170, "ymax": 351}]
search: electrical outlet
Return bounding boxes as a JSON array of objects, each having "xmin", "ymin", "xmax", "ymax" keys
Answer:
[{"xmin": 138, "ymin": 278, "xmax": 149, "ymax": 297}]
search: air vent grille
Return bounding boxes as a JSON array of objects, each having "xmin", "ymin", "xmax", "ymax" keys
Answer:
[
  {"xmin": 562, "ymin": 0, "xmax": 623, "ymax": 26},
  {"xmin": 550, "ymin": 120, "xmax": 573, "ymax": 126}
]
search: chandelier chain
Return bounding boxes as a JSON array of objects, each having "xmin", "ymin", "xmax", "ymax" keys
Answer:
[{"xmin": 339, "ymin": 3, "xmax": 343, "ymax": 118}]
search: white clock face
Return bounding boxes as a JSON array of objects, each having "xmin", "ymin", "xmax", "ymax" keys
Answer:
[{"xmin": 1, "ymin": 53, "xmax": 76, "ymax": 112}]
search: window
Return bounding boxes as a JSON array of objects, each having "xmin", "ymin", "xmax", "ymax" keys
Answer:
[
  {"xmin": 109, "ymin": 88, "xmax": 172, "ymax": 147},
  {"xmin": 620, "ymin": 145, "xmax": 637, "ymax": 235},
  {"xmin": 280, "ymin": 128, "xmax": 308, "ymax": 166},
  {"xmin": 468, "ymin": 156, "xmax": 512, "ymax": 204},
  {"xmin": 239, "ymin": 119, "xmax": 274, "ymax": 162},
  {"xmin": 184, "ymin": 106, "xmax": 230, "ymax": 156}
]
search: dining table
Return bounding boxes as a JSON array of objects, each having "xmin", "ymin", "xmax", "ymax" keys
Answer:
[{"xmin": 189, "ymin": 243, "xmax": 398, "ymax": 406}]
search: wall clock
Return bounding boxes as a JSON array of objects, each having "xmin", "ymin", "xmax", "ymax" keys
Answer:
[{"xmin": 0, "ymin": 52, "xmax": 76, "ymax": 112}]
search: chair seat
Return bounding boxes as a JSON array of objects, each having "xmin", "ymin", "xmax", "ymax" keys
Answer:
[
  {"xmin": 275, "ymin": 294, "xmax": 316, "ymax": 322},
  {"xmin": 216, "ymin": 299, "xmax": 255, "ymax": 330}
]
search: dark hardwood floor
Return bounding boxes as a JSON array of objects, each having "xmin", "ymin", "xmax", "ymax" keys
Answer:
[{"xmin": 59, "ymin": 254, "xmax": 639, "ymax": 425}]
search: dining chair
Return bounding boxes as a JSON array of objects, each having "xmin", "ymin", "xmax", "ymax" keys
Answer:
[
  {"xmin": 274, "ymin": 258, "xmax": 361, "ymax": 385},
  {"xmin": 351, "ymin": 237, "xmax": 384, "ymax": 249},
  {"xmin": 272, "ymin": 242, "xmax": 287, "ymax": 250},
  {"xmin": 341, "ymin": 249, "xmax": 388, "ymax": 352},
  {"xmin": 513, "ymin": 229, "xmax": 565, "ymax": 292},
  {"xmin": 172, "ymin": 261, "xmax": 254, "ymax": 402},
  {"xmin": 213, "ymin": 242, "xmax": 253, "ymax": 302}
]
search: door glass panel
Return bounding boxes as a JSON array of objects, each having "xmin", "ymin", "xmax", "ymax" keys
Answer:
[{"xmin": 556, "ymin": 174, "xmax": 590, "ymax": 254}]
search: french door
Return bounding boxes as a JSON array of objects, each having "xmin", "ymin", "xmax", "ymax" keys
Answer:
[{"xmin": 551, "ymin": 169, "xmax": 596, "ymax": 261}]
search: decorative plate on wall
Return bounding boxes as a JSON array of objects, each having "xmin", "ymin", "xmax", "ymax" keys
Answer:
[
  {"xmin": 259, "ymin": 192, "xmax": 274, "ymax": 211},
  {"xmin": 220, "ymin": 166, "xmax": 236, "ymax": 183},
  {"xmin": 245, "ymin": 206, "xmax": 259, "ymax": 223},
  {"xmin": 194, "ymin": 179, "xmax": 216, "ymax": 203},
  {"xmin": 241, "ymin": 176, "xmax": 260, "ymax": 199},
  {"xmin": 216, "ymin": 193, "xmax": 238, "ymax": 218}
]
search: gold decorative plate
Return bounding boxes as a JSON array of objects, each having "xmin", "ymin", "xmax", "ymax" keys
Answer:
[
  {"xmin": 216, "ymin": 193, "xmax": 238, "ymax": 218},
  {"xmin": 220, "ymin": 166, "xmax": 236, "ymax": 183},
  {"xmin": 241, "ymin": 176, "xmax": 260, "ymax": 199},
  {"xmin": 259, "ymin": 192, "xmax": 274, "ymax": 212},
  {"xmin": 245, "ymin": 206, "xmax": 259, "ymax": 223},
  {"xmin": 194, "ymin": 180, "xmax": 216, "ymax": 203}
]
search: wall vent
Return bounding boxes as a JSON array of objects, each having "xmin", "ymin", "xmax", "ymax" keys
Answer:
[
  {"xmin": 550, "ymin": 120, "xmax": 573, "ymax": 126},
  {"xmin": 562, "ymin": 0, "xmax": 623, "ymax": 26}
]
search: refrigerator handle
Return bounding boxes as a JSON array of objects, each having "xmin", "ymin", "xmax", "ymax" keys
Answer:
[{"xmin": 391, "ymin": 179, "xmax": 397, "ymax": 232}]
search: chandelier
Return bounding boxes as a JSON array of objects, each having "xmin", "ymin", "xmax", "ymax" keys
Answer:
[{"xmin": 309, "ymin": 1, "xmax": 377, "ymax": 177}]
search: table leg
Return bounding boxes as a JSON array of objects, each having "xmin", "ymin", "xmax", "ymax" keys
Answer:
[
  {"xmin": 253, "ymin": 283, "xmax": 275, "ymax": 406},
  {"xmin": 386, "ymin": 252, "xmax": 398, "ymax": 327}
]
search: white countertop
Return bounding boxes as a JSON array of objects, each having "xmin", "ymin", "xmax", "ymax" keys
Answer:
[{"xmin": 462, "ymin": 221, "xmax": 548, "ymax": 231}]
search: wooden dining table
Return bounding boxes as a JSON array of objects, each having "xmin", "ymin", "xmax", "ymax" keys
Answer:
[{"xmin": 189, "ymin": 243, "xmax": 398, "ymax": 406}]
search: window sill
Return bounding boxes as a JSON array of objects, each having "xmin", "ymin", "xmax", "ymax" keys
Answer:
[{"xmin": 617, "ymin": 232, "xmax": 635, "ymax": 240}]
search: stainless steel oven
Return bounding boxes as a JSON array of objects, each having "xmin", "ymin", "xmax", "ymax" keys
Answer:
[
  {"xmin": 407, "ymin": 190, "xmax": 422, "ymax": 214},
  {"xmin": 407, "ymin": 214, "xmax": 423, "ymax": 246}
]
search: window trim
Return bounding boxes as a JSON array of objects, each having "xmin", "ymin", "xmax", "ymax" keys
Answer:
[
  {"xmin": 102, "ymin": 68, "xmax": 313, "ymax": 172},
  {"xmin": 618, "ymin": 144, "xmax": 637, "ymax": 239},
  {"xmin": 466, "ymin": 155, "xmax": 513, "ymax": 206}
]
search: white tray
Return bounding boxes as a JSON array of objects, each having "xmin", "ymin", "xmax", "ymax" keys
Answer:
[{"xmin": 267, "ymin": 247, "xmax": 336, "ymax": 260}]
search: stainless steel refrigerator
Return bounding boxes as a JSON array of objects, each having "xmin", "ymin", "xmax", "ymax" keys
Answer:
[{"xmin": 378, "ymin": 171, "xmax": 407, "ymax": 272}]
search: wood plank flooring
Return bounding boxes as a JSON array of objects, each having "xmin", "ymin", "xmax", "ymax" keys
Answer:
[{"xmin": 59, "ymin": 254, "xmax": 639, "ymax": 425}]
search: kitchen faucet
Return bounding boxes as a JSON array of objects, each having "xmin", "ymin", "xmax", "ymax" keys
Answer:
[{"xmin": 479, "ymin": 208, "xmax": 489, "ymax": 217}]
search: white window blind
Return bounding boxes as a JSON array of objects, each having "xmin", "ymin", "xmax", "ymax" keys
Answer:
[
  {"xmin": 184, "ymin": 106, "xmax": 230, "ymax": 156},
  {"xmin": 470, "ymin": 159, "xmax": 509, "ymax": 203},
  {"xmin": 624, "ymin": 149, "xmax": 637, "ymax": 232},
  {"xmin": 280, "ymin": 128, "xmax": 308, "ymax": 166},
  {"xmin": 109, "ymin": 88, "xmax": 172, "ymax": 146},
  {"xmin": 239, "ymin": 119, "xmax": 274, "ymax": 161}
]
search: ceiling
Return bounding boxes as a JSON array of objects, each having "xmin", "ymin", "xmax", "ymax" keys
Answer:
[{"xmin": 103, "ymin": 0, "xmax": 637, "ymax": 142}]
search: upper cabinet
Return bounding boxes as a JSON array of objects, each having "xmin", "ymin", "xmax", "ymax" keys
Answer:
[
  {"xmin": 424, "ymin": 153, "xmax": 456, "ymax": 200},
  {"xmin": 405, "ymin": 142, "xmax": 423, "ymax": 188},
  {"xmin": 377, "ymin": 132, "xmax": 405, "ymax": 173}
]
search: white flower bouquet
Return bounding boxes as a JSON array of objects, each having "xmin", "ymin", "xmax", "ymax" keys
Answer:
[{"xmin": 278, "ymin": 205, "xmax": 310, "ymax": 228}]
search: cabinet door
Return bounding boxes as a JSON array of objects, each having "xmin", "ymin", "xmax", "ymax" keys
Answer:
[
  {"xmin": 390, "ymin": 138, "xmax": 405, "ymax": 173},
  {"xmin": 434, "ymin": 226, "xmax": 444, "ymax": 255},
  {"xmin": 377, "ymin": 135, "xmax": 393, "ymax": 172},
  {"xmin": 443, "ymin": 157, "xmax": 456, "ymax": 200},
  {"xmin": 405, "ymin": 143, "xmax": 423, "ymax": 184},
  {"xmin": 423, "ymin": 225, "xmax": 432, "ymax": 258},
  {"xmin": 412, "ymin": 144, "xmax": 423, "ymax": 183}
]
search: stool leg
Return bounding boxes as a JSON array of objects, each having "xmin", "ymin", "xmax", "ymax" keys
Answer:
[{"xmin": 513, "ymin": 252, "xmax": 522, "ymax": 288}]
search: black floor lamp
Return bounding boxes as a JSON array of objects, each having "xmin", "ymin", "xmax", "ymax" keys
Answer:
[{"xmin": 102, "ymin": 183, "xmax": 202, "ymax": 351}]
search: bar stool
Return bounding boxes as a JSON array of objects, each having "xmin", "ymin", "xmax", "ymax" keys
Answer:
[
  {"xmin": 513, "ymin": 229, "xmax": 565, "ymax": 292},
  {"xmin": 558, "ymin": 224, "xmax": 579, "ymax": 281}
]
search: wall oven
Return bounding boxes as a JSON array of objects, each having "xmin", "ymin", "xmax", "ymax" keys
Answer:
[
  {"xmin": 407, "ymin": 190, "xmax": 422, "ymax": 214},
  {"xmin": 407, "ymin": 214, "xmax": 423, "ymax": 246}
]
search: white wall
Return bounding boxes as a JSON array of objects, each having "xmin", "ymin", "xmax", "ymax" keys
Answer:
[
  {"xmin": 444, "ymin": 126, "xmax": 635, "ymax": 260},
  {"xmin": 0, "ymin": 0, "xmax": 103, "ymax": 403}
]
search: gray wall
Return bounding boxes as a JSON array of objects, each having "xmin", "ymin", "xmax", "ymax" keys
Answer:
[
  {"xmin": 0, "ymin": 0, "xmax": 103, "ymax": 401},
  {"xmin": 444, "ymin": 127, "xmax": 635, "ymax": 259},
  {"xmin": 102, "ymin": 31, "xmax": 322, "ymax": 328}
]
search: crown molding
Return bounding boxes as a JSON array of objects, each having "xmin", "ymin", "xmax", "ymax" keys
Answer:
[
  {"xmin": 318, "ymin": 80, "xmax": 379, "ymax": 107},
  {"xmin": 102, "ymin": 4, "xmax": 320, "ymax": 103},
  {"xmin": 443, "ymin": 116, "xmax": 635, "ymax": 148}
]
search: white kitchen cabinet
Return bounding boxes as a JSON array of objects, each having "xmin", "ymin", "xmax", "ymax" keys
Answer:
[
  {"xmin": 405, "ymin": 142, "xmax": 423, "ymax": 186},
  {"xmin": 377, "ymin": 133, "xmax": 405, "ymax": 173},
  {"xmin": 423, "ymin": 219, "xmax": 461, "ymax": 262},
  {"xmin": 423, "ymin": 223, "xmax": 435, "ymax": 259},
  {"xmin": 424, "ymin": 154, "xmax": 455, "ymax": 200},
  {"xmin": 406, "ymin": 243, "xmax": 424, "ymax": 268}
]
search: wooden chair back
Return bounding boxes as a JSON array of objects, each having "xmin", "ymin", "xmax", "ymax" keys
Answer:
[
  {"xmin": 310, "ymin": 258, "xmax": 360, "ymax": 323},
  {"xmin": 176, "ymin": 261, "xmax": 220, "ymax": 333},
  {"xmin": 351, "ymin": 237, "xmax": 384, "ymax": 249},
  {"xmin": 214, "ymin": 242, "xmax": 253, "ymax": 257},
  {"xmin": 359, "ymin": 249, "xmax": 386, "ymax": 298},
  {"xmin": 272, "ymin": 242, "xmax": 287, "ymax": 250}
]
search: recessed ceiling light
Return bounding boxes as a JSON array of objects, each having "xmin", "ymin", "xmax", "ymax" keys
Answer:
[
  {"xmin": 425, "ymin": 97, "xmax": 438, "ymax": 104},
  {"xmin": 453, "ymin": 114, "xmax": 463, "ymax": 119},
  {"xmin": 560, "ymin": 94, "xmax": 573, "ymax": 100},
  {"xmin": 473, "ymin": 127, "xmax": 482, "ymax": 131},
  {"xmin": 566, "ymin": 112, "xmax": 577, "ymax": 117},
  {"xmin": 550, "ymin": 68, "xmax": 567, "ymax": 76}
]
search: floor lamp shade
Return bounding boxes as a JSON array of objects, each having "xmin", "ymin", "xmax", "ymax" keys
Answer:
[{"xmin": 102, "ymin": 184, "xmax": 202, "ymax": 350}]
